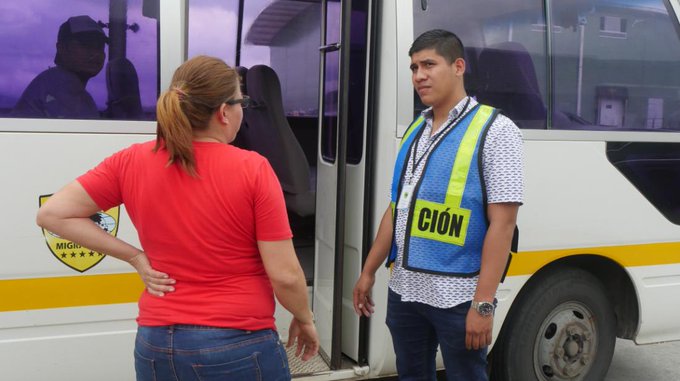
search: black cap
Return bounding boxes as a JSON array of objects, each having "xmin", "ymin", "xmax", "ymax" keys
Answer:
[{"xmin": 57, "ymin": 15, "xmax": 108, "ymax": 44}]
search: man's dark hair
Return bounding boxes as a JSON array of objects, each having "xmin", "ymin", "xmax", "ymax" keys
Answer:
[{"xmin": 409, "ymin": 29, "xmax": 464, "ymax": 64}]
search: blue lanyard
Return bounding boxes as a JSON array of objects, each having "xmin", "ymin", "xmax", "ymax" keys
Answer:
[{"xmin": 408, "ymin": 97, "xmax": 471, "ymax": 183}]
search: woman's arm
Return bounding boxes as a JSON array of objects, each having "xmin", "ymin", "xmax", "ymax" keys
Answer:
[
  {"xmin": 258, "ymin": 239, "xmax": 319, "ymax": 360},
  {"xmin": 36, "ymin": 181, "xmax": 175, "ymax": 296}
]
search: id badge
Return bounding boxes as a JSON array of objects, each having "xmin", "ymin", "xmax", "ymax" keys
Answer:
[{"xmin": 397, "ymin": 184, "xmax": 415, "ymax": 210}]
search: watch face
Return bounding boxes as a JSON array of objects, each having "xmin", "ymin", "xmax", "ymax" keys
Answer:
[{"xmin": 477, "ymin": 302, "xmax": 495, "ymax": 316}]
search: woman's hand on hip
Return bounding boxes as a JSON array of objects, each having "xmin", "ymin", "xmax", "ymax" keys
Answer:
[{"xmin": 128, "ymin": 253, "xmax": 176, "ymax": 297}]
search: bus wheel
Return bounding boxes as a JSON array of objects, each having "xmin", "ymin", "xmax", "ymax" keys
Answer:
[{"xmin": 491, "ymin": 267, "xmax": 616, "ymax": 381}]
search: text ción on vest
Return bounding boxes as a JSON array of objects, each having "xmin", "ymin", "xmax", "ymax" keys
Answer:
[{"xmin": 411, "ymin": 200, "xmax": 470, "ymax": 246}]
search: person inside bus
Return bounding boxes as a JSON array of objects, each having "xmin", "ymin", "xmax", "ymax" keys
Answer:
[
  {"xmin": 12, "ymin": 15, "xmax": 106, "ymax": 119},
  {"xmin": 353, "ymin": 29, "xmax": 523, "ymax": 381},
  {"xmin": 36, "ymin": 56, "xmax": 319, "ymax": 380}
]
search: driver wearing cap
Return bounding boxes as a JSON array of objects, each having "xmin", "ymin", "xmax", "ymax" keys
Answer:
[{"xmin": 12, "ymin": 15, "xmax": 108, "ymax": 119}]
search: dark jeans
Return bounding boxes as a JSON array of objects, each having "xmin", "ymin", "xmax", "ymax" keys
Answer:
[
  {"xmin": 386, "ymin": 289, "xmax": 488, "ymax": 381},
  {"xmin": 134, "ymin": 325, "xmax": 290, "ymax": 381}
]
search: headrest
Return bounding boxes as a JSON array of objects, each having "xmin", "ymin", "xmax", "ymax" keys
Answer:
[
  {"xmin": 236, "ymin": 66, "xmax": 248, "ymax": 95},
  {"xmin": 478, "ymin": 42, "xmax": 540, "ymax": 95},
  {"xmin": 246, "ymin": 65, "xmax": 282, "ymax": 110}
]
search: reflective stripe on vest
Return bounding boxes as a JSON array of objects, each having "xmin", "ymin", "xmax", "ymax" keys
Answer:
[
  {"xmin": 390, "ymin": 116, "xmax": 426, "ymax": 209},
  {"xmin": 409, "ymin": 105, "xmax": 494, "ymax": 246},
  {"xmin": 387, "ymin": 104, "xmax": 499, "ymax": 276}
]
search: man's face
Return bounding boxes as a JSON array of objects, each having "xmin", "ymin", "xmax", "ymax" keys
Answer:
[
  {"xmin": 58, "ymin": 33, "xmax": 106, "ymax": 79},
  {"xmin": 410, "ymin": 48, "xmax": 462, "ymax": 108}
]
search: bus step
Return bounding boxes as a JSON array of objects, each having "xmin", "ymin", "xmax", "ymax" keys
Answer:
[{"xmin": 286, "ymin": 342, "xmax": 330, "ymax": 377}]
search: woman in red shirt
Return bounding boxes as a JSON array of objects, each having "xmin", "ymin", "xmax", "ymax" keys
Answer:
[{"xmin": 37, "ymin": 55, "xmax": 318, "ymax": 381}]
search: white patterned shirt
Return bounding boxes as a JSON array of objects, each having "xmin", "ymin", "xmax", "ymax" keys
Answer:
[{"xmin": 388, "ymin": 96, "xmax": 524, "ymax": 308}]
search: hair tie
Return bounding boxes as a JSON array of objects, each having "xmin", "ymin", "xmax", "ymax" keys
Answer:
[{"xmin": 173, "ymin": 87, "xmax": 188, "ymax": 99}]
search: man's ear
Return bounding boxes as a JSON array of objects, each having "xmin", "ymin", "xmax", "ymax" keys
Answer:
[
  {"xmin": 56, "ymin": 41, "xmax": 66, "ymax": 56},
  {"xmin": 454, "ymin": 57, "xmax": 466, "ymax": 76},
  {"xmin": 54, "ymin": 41, "xmax": 68, "ymax": 66}
]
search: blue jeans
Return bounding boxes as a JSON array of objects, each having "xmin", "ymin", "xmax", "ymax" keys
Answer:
[
  {"xmin": 134, "ymin": 325, "xmax": 291, "ymax": 381},
  {"xmin": 386, "ymin": 289, "xmax": 488, "ymax": 381}
]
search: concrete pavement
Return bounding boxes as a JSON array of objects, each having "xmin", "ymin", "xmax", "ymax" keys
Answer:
[{"xmin": 605, "ymin": 338, "xmax": 680, "ymax": 380}]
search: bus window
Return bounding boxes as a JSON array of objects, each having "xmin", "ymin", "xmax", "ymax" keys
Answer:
[
  {"xmin": 320, "ymin": 1, "xmax": 341, "ymax": 163},
  {"xmin": 551, "ymin": 0, "xmax": 680, "ymax": 131},
  {"xmin": 320, "ymin": 0, "xmax": 369, "ymax": 164},
  {"xmin": 239, "ymin": 0, "xmax": 273, "ymax": 69},
  {"xmin": 607, "ymin": 141, "xmax": 680, "ymax": 224},
  {"xmin": 248, "ymin": 1, "xmax": 322, "ymax": 118},
  {"xmin": 187, "ymin": 0, "xmax": 239, "ymax": 65},
  {"xmin": 0, "ymin": 0, "xmax": 158, "ymax": 121},
  {"xmin": 238, "ymin": 0, "xmax": 322, "ymax": 162},
  {"xmin": 413, "ymin": 0, "xmax": 548, "ymax": 129}
]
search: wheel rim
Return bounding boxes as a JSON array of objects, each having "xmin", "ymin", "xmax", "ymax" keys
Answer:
[{"xmin": 532, "ymin": 301, "xmax": 598, "ymax": 380}]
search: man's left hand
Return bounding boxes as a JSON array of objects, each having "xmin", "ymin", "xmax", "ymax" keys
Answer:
[{"xmin": 465, "ymin": 307, "xmax": 493, "ymax": 350}]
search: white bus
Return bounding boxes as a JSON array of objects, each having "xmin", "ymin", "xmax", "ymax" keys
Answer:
[{"xmin": 2, "ymin": 0, "xmax": 680, "ymax": 380}]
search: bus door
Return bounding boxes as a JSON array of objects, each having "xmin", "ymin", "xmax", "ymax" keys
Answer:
[{"xmin": 314, "ymin": 0, "xmax": 372, "ymax": 369}]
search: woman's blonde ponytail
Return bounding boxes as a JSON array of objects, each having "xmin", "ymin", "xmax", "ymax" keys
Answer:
[{"xmin": 154, "ymin": 86, "xmax": 197, "ymax": 176}]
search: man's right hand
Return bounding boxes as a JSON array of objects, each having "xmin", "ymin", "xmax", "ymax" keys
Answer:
[{"xmin": 353, "ymin": 272, "xmax": 376, "ymax": 317}]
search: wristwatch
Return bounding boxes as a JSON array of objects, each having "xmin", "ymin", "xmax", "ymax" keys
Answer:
[{"xmin": 471, "ymin": 300, "xmax": 495, "ymax": 317}]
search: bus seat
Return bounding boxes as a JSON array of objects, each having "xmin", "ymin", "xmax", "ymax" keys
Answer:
[
  {"xmin": 236, "ymin": 66, "xmax": 248, "ymax": 92},
  {"xmin": 105, "ymin": 57, "xmax": 143, "ymax": 119},
  {"xmin": 476, "ymin": 41, "xmax": 547, "ymax": 129},
  {"xmin": 463, "ymin": 47, "xmax": 482, "ymax": 97},
  {"xmin": 241, "ymin": 64, "xmax": 315, "ymax": 217},
  {"xmin": 231, "ymin": 66, "xmax": 249, "ymax": 149}
]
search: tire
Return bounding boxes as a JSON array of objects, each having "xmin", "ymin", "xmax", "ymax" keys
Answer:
[{"xmin": 490, "ymin": 267, "xmax": 616, "ymax": 381}]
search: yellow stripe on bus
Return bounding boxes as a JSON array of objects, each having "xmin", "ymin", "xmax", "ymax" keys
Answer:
[
  {"xmin": 0, "ymin": 273, "xmax": 144, "ymax": 312},
  {"xmin": 1, "ymin": 242, "xmax": 679, "ymax": 312},
  {"xmin": 508, "ymin": 241, "xmax": 680, "ymax": 276}
]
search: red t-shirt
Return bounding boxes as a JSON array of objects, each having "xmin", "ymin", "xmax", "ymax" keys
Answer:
[{"xmin": 78, "ymin": 141, "xmax": 292, "ymax": 331}]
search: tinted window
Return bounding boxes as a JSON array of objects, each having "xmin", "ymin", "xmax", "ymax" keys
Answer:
[
  {"xmin": 320, "ymin": 1, "xmax": 341, "ymax": 163},
  {"xmin": 239, "ymin": 0, "xmax": 274, "ymax": 69},
  {"xmin": 0, "ymin": 0, "xmax": 158, "ymax": 120},
  {"xmin": 234, "ymin": 0, "xmax": 321, "ymax": 167},
  {"xmin": 607, "ymin": 142, "xmax": 680, "ymax": 224},
  {"xmin": 320, "ymin": 0, "xmax": 370, "ymax": 165},
  {"xmin": 345, "ymin": 1, "xmax": 369, "ymax": 165},
  {"xmin": 552, "ymin": 0, "xmax": 680, "ymax": 131},
  {"xmin": 188, "ymin": 0, "xmax": 239, "ymax": 65},
  {"xmin": 238, "ymin": 0, "xmax": 320, "ymax": 117},
  {"xmin": 413, "ymin": 0, "xmax": 548, "ymax": 129}
]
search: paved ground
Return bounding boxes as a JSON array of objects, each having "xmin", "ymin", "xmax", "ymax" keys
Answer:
[{"xmin": 605, "ymin": 338, "xmax": 680, "ymax": 380}]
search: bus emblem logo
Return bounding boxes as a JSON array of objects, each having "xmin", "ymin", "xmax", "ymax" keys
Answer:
[{"xmin": 39, "ymin": 194, "xmax": 120, "ymax": 272}]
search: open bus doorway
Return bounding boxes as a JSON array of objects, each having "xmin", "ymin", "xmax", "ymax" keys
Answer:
[
  {"xmin": 203, "ymin": 0, "xmax": 373, "ymax": 373},
  {"xmin": 214, "ymin": 0, "xmax": 369, "ymax": 374}
]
